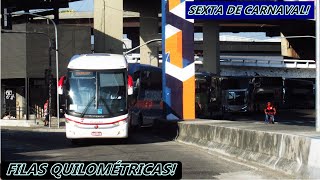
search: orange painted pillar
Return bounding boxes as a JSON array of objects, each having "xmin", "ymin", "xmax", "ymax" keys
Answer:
[{"xmin": 162, "ymin": 0, "xmax": 195, "ymax": 120}]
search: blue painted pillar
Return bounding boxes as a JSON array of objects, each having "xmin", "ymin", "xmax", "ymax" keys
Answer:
[{"xmin": 162, "ymin": 0, "xmax": 195, "ymax": 120}]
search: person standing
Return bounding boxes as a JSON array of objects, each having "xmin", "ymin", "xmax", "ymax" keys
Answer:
[{"xmin": 44, "ymin": 100, "xmax": 49, "ymax": 126}]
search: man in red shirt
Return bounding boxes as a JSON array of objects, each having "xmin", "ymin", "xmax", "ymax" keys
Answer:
[{"xmin": 264, "ymin": 102, "xmax": 276, "ymax": 124}]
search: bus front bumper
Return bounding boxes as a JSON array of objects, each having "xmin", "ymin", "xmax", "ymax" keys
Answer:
[{"xmin": 66, "ymin": 121, "xmax": 129, "ymax": 139}]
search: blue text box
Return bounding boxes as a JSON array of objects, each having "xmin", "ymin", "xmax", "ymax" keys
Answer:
[{"xmin": 185, "ymin": 1, "xmax": 314, "ymax": 20}]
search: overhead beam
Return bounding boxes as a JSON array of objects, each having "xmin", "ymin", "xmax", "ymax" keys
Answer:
[
  {"xmin": 12, "ymin": 10, "xmax": 55, "ymax": 21},
  {"xmin": 1, "ymin": 0, "xmax": 76, "ymax": 12}
]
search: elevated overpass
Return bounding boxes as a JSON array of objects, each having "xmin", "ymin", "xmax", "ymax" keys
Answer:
[
  {"xmin": 126, "ymin": 53, "xmax": 316, "ymax": 78},
  {"xmin": 13, "ymin": 7, "xmax": 314, "ymax": 61},
  {"xmin": 3, "ymin": 0, "xmax": 315, "ymax": 62},
  {"xmin": 122, "ymin": 0, "xmax": 315, "ymax": 60},
  {"xmin": 2, "ymin": 0, "xmax": 315, "ymax": 120},
  {"xmin": 1, "ymin": 0, "xmax": 81, "ymax": 25},
  {"xmin": 29, "ymin": 9, "xmax": 314, "ymax": 60}
]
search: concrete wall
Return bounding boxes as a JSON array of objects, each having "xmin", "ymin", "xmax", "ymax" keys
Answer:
[
  {"xmin": 26, "ymin": 24, "xmax": 91, "ymax": 77},
  {"xmin": 2, "ymin": 24, "xmax": 91, "ymax": 79},
  {"xmin": 176, "ymin": 121, "xmax": 320, "ymax": 178},
  {"xmin": 1, "ymin": 24, "xmax": 27, "ymax": 79}
]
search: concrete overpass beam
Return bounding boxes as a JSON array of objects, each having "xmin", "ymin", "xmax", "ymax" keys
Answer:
[
  {"xmin": 139, "ymin": 7, "xmax": 159, "ymax": 66},
  {"xmin": 94, "ymin": 0, "xmax": 123, "ymax": 54},
  {"xmin": 203, "ymin": 21, "xmax": 220, "ymax": 75},
  {"xmin": 281, "ymin": 33, "xmax": 300, "ymax": 59},
  {"xmin": 126, "ymin": 29, "xmax": 140, "ymax": 53},
  {"xmin": 220, "ymin": 66, "xmax": 316, "ymax": 78}
]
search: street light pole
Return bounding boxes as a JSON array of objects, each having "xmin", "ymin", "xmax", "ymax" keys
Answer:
[
  {"xmin": 11, "ymin": 12, "xmax": 60, "ymax": 128},
  {"xmin": 316, "ymin": 0, "xmax": 320, "ymax": 132},
  {"xmin": 124, "ymin": 39, "xmax": 162, "ymax": 55}
]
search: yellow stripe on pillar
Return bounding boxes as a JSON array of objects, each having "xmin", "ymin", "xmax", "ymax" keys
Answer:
[
  {"xmin": 165, "ymin": 31, "xmax": 183, "ymax": 68},
  {"xmin": 183, "ymin": 75, "xmax": 195, "ymax": 119},
  {"xmin": 169, "ymin": 0, "xmax": 181, "ymax": 11}
]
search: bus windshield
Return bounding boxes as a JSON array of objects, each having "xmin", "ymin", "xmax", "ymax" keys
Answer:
[
  {"xmin": 227, "ymin": 91, "xmax": 246, "ymax": 105},
  {"xmin": 67, "ymin": 70, "xmax": 127, "ymax": 118}
]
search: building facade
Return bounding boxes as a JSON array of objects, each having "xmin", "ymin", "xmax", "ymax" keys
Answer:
[{"xmin": 1, "ymin": 23, "xmax": 91, "ymax": 119}]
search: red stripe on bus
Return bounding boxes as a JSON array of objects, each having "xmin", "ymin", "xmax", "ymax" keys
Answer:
[{"xmin": 66, "ymin": 117, "xmax": 127, "ymax": 125}]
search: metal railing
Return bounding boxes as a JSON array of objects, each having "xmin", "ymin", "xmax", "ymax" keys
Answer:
[
  {"xmin": 1, "ymin": 106, "xmax": 25, "ymax": 119},
  {"xmin": 219, "ymin": 59, "xmax": 316, "ymax": 69},
  {"xmin": 1, "ymin": 105, "xmax": 55, "ymax": 120},
  {"xmin": 126, "ymin": 53, "xmax": 316, "ymax": 69}
]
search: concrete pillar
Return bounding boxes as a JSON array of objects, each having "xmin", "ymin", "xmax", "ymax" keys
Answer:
[
  {"xmin": 127, "ymin": 29, "xmax": 140, "ymax": 53},
  {"xmin": 163, "ymin": 0, "xmax": 195, "ymax": 120},
  {"xmin": 94, "ymin": 0, "xmax": 123, "ymax": 54},
  {"xmin": 16, "ymin": 91, "xmax": 25, "ymax": 119},
  {"xmin": 139, "ymin": 7, "xmax": 159, "ymax": 66},
  {"xmin": 280, "ymin": 33, "xmax": 300, "ymax": 59},
  {"xmin": 203, "ymin": 21, "xmax": 220, "ymax": 75}
]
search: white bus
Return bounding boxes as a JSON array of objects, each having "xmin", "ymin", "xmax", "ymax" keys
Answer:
[{"xmin": 58, "ymin": 54, "xmax": 133, "ymax": 144}]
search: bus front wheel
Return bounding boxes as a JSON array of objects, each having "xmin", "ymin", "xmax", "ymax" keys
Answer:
[
  {"xmin": 138, "ymin": 114, "xmax": 143, "ymax": 128},
  {"xmin": 121, "ymin": 137, "xmax": 129, "ymax": 144},
  {"xmin": 70, "ymin": 139, "xmax": 81, "ymax": 145}
]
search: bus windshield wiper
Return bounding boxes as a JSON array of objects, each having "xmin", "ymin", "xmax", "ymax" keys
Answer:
[{"xmin": 80, "ymin": 95, "xmax": 96, "ymax": 118}]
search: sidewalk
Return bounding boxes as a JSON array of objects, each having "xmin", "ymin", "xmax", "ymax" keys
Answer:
[
  {"xmin": 1, "ymin": 126, "xmax": 66, "ymax": 132},
  {"xmin": 1, "ymin": 118, "xmax": 66, "ymax": 132}
]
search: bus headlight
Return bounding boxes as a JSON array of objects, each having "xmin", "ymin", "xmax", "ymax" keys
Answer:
[
  {"xmin": 114, "ymin": 119, "xmax": 127, "ymax": 126},
  {"xmin": 118, "ymin": 120, "xmax": 126, "ymax": 126}
]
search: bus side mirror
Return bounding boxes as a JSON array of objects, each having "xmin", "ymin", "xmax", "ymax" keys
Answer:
[
  {"xmin": 128, "ymin": 87, "xmax": 133, "ymax": 96},
  {"xmin": 58, "ymin": 76, "xmax": 66, "ymax": 95},
  {"xmin": 58, "ymin": 76, "xmax": 67, "ymax": 115}
]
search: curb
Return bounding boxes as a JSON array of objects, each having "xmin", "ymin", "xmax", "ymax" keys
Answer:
[
  {"xmin": 30, "ymin": 128, "xmax": 66, "ymax": 132},
  {"xmin": 1, "ymin": 126, "xmax": 66, "ymax": 133},
  {"xmin": 1, "ymin": 119, "xmax": 65, "ymax": 128},
  {"xmin": 174, "ymin": 121, "xmax": 320, "ymax": 179}
]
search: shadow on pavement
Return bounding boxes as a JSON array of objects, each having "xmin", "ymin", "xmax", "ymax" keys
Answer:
[
  {"xmin": 226, "ymin": 109, "xmax": 315, "ymax": 127},
  {"xmin": 1, "ymin": 121, "xmax": 180, "ymax": 161}
]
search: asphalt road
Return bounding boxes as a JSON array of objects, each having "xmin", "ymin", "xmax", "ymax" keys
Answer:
[{"xmin": 2, "ymin": 127, "xmax": 292, "ymax": 179}]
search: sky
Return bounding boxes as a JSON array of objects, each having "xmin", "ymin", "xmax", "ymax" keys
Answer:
[{"xmin": 68, "ymin": 0, "xmax": 94, "ymax": 12}]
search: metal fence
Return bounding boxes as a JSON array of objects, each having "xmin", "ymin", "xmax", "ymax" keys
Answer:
[{"xmin": 1, "ymin": 105, "xmax": 52, "ymax": 120}]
